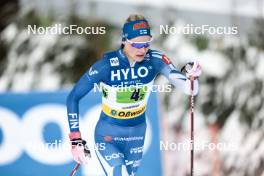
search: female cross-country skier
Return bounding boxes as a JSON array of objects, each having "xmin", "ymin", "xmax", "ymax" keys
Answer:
[{"xmin": 67, "ymin": 14, "xmax": 202, "ymax": 176}]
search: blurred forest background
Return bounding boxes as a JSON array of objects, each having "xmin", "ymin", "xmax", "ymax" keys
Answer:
[{"xmin": 0, "ymin": 0, "xmax": 264, "ymax": 175}]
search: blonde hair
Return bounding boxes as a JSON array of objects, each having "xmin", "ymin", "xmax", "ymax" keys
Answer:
[{"xmin": 125, "ymin": 14, "xmax": 147, "ymax": 23}]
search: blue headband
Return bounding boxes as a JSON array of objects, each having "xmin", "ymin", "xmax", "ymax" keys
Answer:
[{"xmin": 122, "ymin": 19, "xmax": 152, "ymax": 40}]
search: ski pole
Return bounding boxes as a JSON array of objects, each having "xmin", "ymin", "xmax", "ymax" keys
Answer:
[
  {"xmin": 190, "ymin": 79, "xmax": 194, "ymax": 176},
  {"xmin": 69, "ymin": 163, "xmax": 80, "ymax": 176}
]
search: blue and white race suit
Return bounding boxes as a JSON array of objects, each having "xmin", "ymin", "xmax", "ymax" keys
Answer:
[{"xmin": 67, "ymin": 49, "xmax": 199, "ymax": 176}]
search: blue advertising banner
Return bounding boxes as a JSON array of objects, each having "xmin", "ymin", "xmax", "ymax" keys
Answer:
[{"xmin": 0, "ymin": 90, "xmax": 162, "ymax": 176}]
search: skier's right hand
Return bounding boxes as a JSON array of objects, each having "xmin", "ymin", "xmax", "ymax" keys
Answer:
[{"xmin": 69, "ymin": 132, "xmax": 91, "ymax": 164}]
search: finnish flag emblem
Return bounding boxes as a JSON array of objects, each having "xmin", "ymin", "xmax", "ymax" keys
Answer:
[{"xmin": 110, "ymin": 57, "xmax": 119, "ymax": 66}]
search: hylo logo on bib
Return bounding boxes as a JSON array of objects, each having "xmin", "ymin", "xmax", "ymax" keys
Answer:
[{"xmin": 111, "ymin": 66, "xmax": 149, "ymax": 81}]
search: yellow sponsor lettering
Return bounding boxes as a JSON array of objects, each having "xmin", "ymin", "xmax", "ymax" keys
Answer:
[{"xmin": 102, "ymin": 104, "xmax": 146, "ymax": 119}]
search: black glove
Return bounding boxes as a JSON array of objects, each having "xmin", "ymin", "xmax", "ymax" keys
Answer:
[
  {"xmin": 181, "ymin": 61, "xmax": 201, "ymax": 79},
  {"xmin": 71, "ymin": 138, "xmax": 91, "ymax": 157},
  {"xmin": 181, "ymin": 62, "xmax": 194, "ymax": 75}
]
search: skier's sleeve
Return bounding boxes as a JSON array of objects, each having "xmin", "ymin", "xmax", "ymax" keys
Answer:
[
  {"xmin": 151, "ymin": 50, "xmax": 199, "ymax": 95},
  {"xmin": 66, "ymin": 58, "xmax": 108, "ymax": 132}
]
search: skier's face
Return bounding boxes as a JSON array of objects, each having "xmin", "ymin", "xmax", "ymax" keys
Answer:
[{"xmin": 123, "ymin": 36, "xmax": 152, "ymax": 62}]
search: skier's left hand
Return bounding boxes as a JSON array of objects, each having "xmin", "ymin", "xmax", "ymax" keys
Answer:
[{"xmin": 181, "ymin": 61, "xmax": 202, "ymax": 80}]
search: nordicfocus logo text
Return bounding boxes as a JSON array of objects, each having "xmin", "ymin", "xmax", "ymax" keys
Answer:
[
  {"xmin": 111, "ymin": 66, "xmax": 149, "ymax": 81},
  {"xmin": 27, "ymin": 24, "xmax": 106, "ymax": 35}
]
